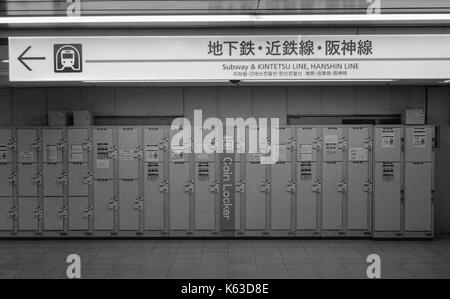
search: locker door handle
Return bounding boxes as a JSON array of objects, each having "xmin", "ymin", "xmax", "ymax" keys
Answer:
[
  {"xmin": 108, "ymin": 147, "xmax": 118, "ymax": 159},
  {"xmin": 8, "ymin": 173, "xmax": 17, "ymax": 186},
  {"xmin": 363, "ymin": 180, "xmax": 373, "ymax": 193},
  {"xmin": 8, "ymin": 206, "xmax": 18, "ymax": 219},
  {"xmin": 134, "ymin": 197, "xmax": 144, "ymax": 210},
  {"xmin": 159, "ymin": 180, "xmax": 169, "ymax": 193},
  {"xmin": 57, "ymin": 173, "xmax": 68, "ymax": 185},
  {"xmin": 32, "ymin": 138, "xmax": 41, "ymax": 151},
  {"xmin": 312, "ymin": 137, "xmax": 322, "ymax": 151},
  {"xmin": 57, "ymin": 138, "xmax": 67, "ymax": 152},
  {"xmin": 159, "ymin": 138, "xmax": 168, "ymax": 151},
  {"xmin": 7, "ymin": 138, "xmax": 17, "ymax": 151},
  {"xmin": 260, "ymin": 180, "xmax": 270, "ymax": 193},
  {"xmin": 82, "ymin": 173, "xmax": 93, "ymax": 185},
  {"xmin": 338, "ymin": 137, "xmax": 348, "ymax": 151},
  {"xmin": 311, "ymin": 181, "xmax": 321, "ymax": 194},
  {"xmin": 236, "ymin": 180, "xmax": 245, "ymax": 193},
  {"xmin": 33, "ymin": 207, "xmax": 43, "ymax": 219},
  {"xmin": 58, "ymin": 207, "xmax": 68, "ymax": 219},
  {"xmin": 83, "ymin": 206, "xmax": 93, "ymax": 219},
  {"xmin": 184, "ymin": 181, "xmax": 194, "ymax": 193},
  {"xmin": 134, "ymin": 146, "xmax": 143, "ymax": 159},
  {"xmin": 337, "ymin": 180, "xmax": 347, "ymax": 193},
  {"xmin": 364, "ymin": 137, "xmax": 373, "ymax": 150},
  {"xmin": 108, "ymin": 198, "xmax": 118, "ymax": 210},
  {"xmin": 286, "ymin": 180, "xmax": 296, "ymax": 193},
  {"xmin": 32, "ymin": 173, "xmax": 42, "ymax": 186},
  {"xmin": 209, "ymin": 180, "xmax": 219, "ymax": 193},
  {"xmin": 82, "ymin": 138, "xmax": 93, "ymax": 151}
]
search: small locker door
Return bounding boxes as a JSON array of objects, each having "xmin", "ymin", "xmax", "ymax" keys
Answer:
[
  {"xmin": 17, "ymin": 129, "xmax": 37, "ymax": 163},
  {"xmin": 297, "ymin": 162, "xmax": 318, "ymax": 230},
  {"xmin": 43, "ymin": 197, "xmax": 64, "ymax": 231},
  {"xmin": 42, "ymin": 129, "xmax": 63, "ymax": 163},
  {"xmin": 0, "ymin": 197, "xmax": 13, "ymax": 231},
  {"xmin": 143, "ymin": 127, "xmax": 165, "ymax": 165},
  {"xmin": 404, "ymin": 126, "xmax": 433, "ymax": 162},
  {"xmin": 374, "ymin": 127, "xmax": 402, "ymax": 162},
  {"xmin": 0, "ymin": 129, "xmax": 12, "ymax": 163},
  {"xmin": 347, "ymin": 162, "xmax": 369, "ymax": 230},
  {"xmin": 297, "ymin": 127, "xmax": 318, "ymax": 162},
  {"xmin": 275, "ymin": 127, "xmax": 293, "ymax": 163},
  {"xmin": 245, "ymin": 162, "xmax": 266, "ymax": 230},
  {"xmin": 322, "ymin": 162, "xmax": 343, "ymax": 231},
  {"xmin": 18, "ymin": 163, "xmax": 38, "ymax": 197},
  {"xmin": 118, "ymin": 128, "xmax": 140, "ymax": 180},
  {"xmin": 68, "ymin": 197, "xmax": 89, "ymax": 230},
  {"xmin": 404, "ymin": 162, "xmax": 433, "ymax": 232},
  {"xmin": 271, "ymin": 162, "xmax": 292, "ymax": 230},
  {"xmin": 373, "ymin": 162, "xmax": 402, "ymax": 232},
  {"xmin": 144, "ymin": 163, "xmax": 165, "ymax": 230},
  {"xmin": 43, "ymin": 163, "xmax": 63, "ymax": 197},
  {"xmin": 194, "ymin": 162, "xmax": 216, "ymax": 231},
  {"xmin": 322, "ymin": 127, "xmax": 343, "ymax": 162},
  {"xmin": 93, "ymin": 128, "xmax": 114, "ymax": 180},
  {"xmin": 169, "ymin": 162, "xmax": 190, "ymax": 231},
  {"xmin": 18, "ymin": 197, "xmax": 38, "ymax": 231},
  {"xmin": 93, "ymin": 180, "xmax": 114, "ymax": 230},
  {"xmin": 119, "ymin": 180, "xmax": 140, "ymax": 231},
  {"xmin": 68, "ymin": 128, "xmax": 89, "ymax": 163},
  {"xmin": 0, "ymin": 163, "xmax": 13, "ymax": 197},
  {"xmin": 68, "ymin": 163, "xmax": 89, "ymax": 197}
]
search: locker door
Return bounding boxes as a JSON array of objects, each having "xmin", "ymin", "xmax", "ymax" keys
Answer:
[
  {"xmin": 297, "ymin": 162, "xmax": 318, "ymax": 230},
  {"xmin": 0, "ymin": 198, "xmax": 13, "ymax": 231},
  {"xmin": 348, "ymin": 127, "xmax": 370, "ymax": 163},
  {"xmin": 93, "ymin": 180, "xmax": 114, "ymax": 230},
  {"xmin": 18, "ymin": 197, "xmax": 38, "ymax": 231},
  {"xmin": 404, "ymin": 162, "xmax": 433, "ymax": 232},
  {"xmin": 169, "ymin": 162, "xmax": 190, "ymax": 230},
  {"xmin": 119, "ymin": 180, "xmax": 140, "ymax": 231},
  {"xmin": 143, "ymin": 127, "xmax": 165, "ymax": 164},
  {"xmin": 404, "ymin": 127, "xmax": 433, "ymax": 162},
  {"xmin": 68, "ymin": 197, "xmax": 89, "ymax": 230},
  {"xmin": 68, "ymin": 163, "xmax": 89, "ymax": 196},
  {"xmin": 68, "ymin": 128, "xmax": 89, "ymax": 163},
  {"xmin": 18, "ymin": 163, "xmax": 38, "ymax": 197},
  {"xmin": 347, "ymin": 162, "xmax": 369, "ymax": 230},
  {"xmin": 93, "ymin": 128, "xmax": 114, "ymax": 179},
  {"xmin": 17, "ymin": 129, "xmax": 37, "ymax": 163},
  {"xmin": 374, "ymin": 163, "xmax": 402, "ymax": 232},
  {"xmin": 118, "ymin": 128, "xmax": 140, "ymax": 179},
  {"xmin": 322, "ymin": 162, "xmax": 343, "ymax": 230},
  {"xmin": 245, "ymin": 162, "xmax": 266, "ymax": 230},
  {"xmin": 0, "ymin": 163, "xmax": 13, "ymax": 197},
  {"xmin": 144, "ymin": 163, "xmax": 165, "ymax": 230},
  {"xmin": 275, "ymin": 127, "xmax": 292, "ymax": 163},
  {"xmin": 374, "ymin": 127, "xmax": 402, "ymax": 162},
  {"xmin": 43, "ymin": 197, "xmax": 64, "ymax": 231},
  {"xmin": 0, "ymin": 129, "xmax": 12, "ymax": 163},
  {"xmin": 194, "ymin": 162, "xmax": 216, "ymax": 231},
  {"xmin": 43, "ymin": 163, "xmax": 63, "ymax": 197},
  {"xmin": 297, "ymin": 127, "xmax": 318, "ymax": 162},
  {"xmin": 323, "ymin": 127, "xmax": 343, "ymax": 162},
  {"xmin": 42, "ymin": 129, "xmax": 63, "ymax": 163},
  {"xmin": 271, "ymin": 162, "xmax": 292, "ymax": 230}
]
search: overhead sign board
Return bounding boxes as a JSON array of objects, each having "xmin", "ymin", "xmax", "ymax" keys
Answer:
[{"xmin": 8, "ymin": 35, "xmax": 450, "ymax": 82}]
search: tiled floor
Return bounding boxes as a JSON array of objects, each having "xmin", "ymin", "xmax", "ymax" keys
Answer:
[{"xmin": 0, "ymin": 236, "xmax": 450, "ymax": 279}]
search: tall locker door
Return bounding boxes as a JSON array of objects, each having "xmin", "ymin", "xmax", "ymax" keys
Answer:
[
  {"xmin": 374, "ymin": 127, "xmax": 402, "ymax": 162},
  {"xmin": 404, "ymin": 127, "xmax": 433, "ymax": 162},
  {"xmin": 0, "ymin": 129, "xmax": 13, "ymax": 163},
  {"xmin": 169, "ymin": 162, "xmax": 190, "ymax": 231},
  {"xmin": 42, "ymin": 129, "xmax": 63, "ymax": 163},
  {"xmin": 119, "ymin": 180, "xmax": 140, "ymax": 231},
  {"xmin": 118, "ymin": 128, "xmax": 140, "ymax": 179},
  {"xmin": 67, "ymin": 128, "xmax": 89, "ymax": 163},
  {"xmin": 404, "ymin": 162, "xmax": 433, "ymax": 232},
  {"xmin": 322, "ymin": 127, "xmax": 343, "ymax": 162},
  {"xmin": 373, "ymin": 163, "xmax": 402, "ymax": 232},
  {"xmin": 0, "ymin": 163, "xmax": 13, "ymax": 197},
  {"xmin": 0, "ymin": 197, "xmax": 13, "ymax": 231},
  {"xmin": 18, "ymin": 163, "xmax": 38, "ymax": 197},
  {"xmin": 194, "ymin": 162, "xmax": 216, "ymax": 231},
  {"xmin": 43, "ymin": 197, "xmax": 64, "ymax": 231},
  {"xmin": 93, "ymin": 180, "xmax": 114, "ymax": 230},
  {"xmin": 18, "ymin": 197, "xmax": 38, "ymax": 231},
  {"xmin": 271, "ymin": 162, "xmax": 292, "ymax": 230},
  {"xmin": 93, "ymin": 128, "xmax": 114, "ymax": 180},
  {"xmin": 245, "ymin": 162, "xmax": 266, "ymax": 231},
  {"xmin": 68, "ymin": 197, "xmax": 89, "ymax": 230},
  {"xmin": 68, "ymin": 163, "xmax": 89, "ymax": 196},
  {"xmin": 43, "ymin": 163, "xmax": 63, "ymax": 197},
  {"xmin": 17, "ymin": 129, "xmax": 38, "ymax": 163},
  {"xmin": 322, "ymin": 162, "xmax": 343, "ymax": 231}
]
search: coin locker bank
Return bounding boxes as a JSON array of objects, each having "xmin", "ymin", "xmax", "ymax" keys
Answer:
[{"xmin": 0, "ymin": 33, "xmax": 445, "ymax": 239}]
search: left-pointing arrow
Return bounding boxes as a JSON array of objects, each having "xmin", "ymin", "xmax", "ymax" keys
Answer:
[{"xmin": 18, "ymin": 46, "xmax": 46, "ymax": 71}]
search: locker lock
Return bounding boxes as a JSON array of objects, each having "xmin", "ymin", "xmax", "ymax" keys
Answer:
[
  {"xmin": 364, "ymin": 137, "xmax": 373, "ymax": 151},
  {"xmin": 184, "ymin": 180, "xmax": 194, "ymax": 193},
  {"xmin": 108, "ymin": 147, "xmax": 118, "ymax": 159},
  {"xmin": 337, "ymin": 180, "xmax": 348, "ymax": 193},
  {"xmin": 32, "ymin": 138, "xmax": 41, "ymax": 152},
  {"xmin": 159, "ymin": 138, "xmax": 169, "ymax": 151},
  {"xmin": 8, "ymin": 173, "xmax": 17, "ymax": 186},
  {"xmin": 286, "ymin": 138, "xmax": 295, "ymax": 151},
  {"xmin": 236, "ymin": 180, "xmax": 245, "ymax": 193},
  {"xmin": 82, "ymin": 173, "xmax": 93, "ymax": 185},
  {"xmin": 82, "ymin": 138, "xmax": 93, "ymax": 152},
  {"xmin": 338, "ymin": 137, "xmax": 348, "ymax": 151},
  {"xmin": 33, "ymin": 207, "xmax": 43, "ymax": 219},
  {"xmin": 134, "ymin": 146, "xmax": 143, "ymax": 160},
  {"xmin": 134, "ymin": 197, "xmax": 144, "ymax": 211},
  {"xmin": 58, "ymin": 207, "xmax": 68, "ymax": 219},
  {"xmin": 311, "ymin": 137, "xmax": 322, "ymax": 151},
  {"xmin": 57, "ymin": 172, "xmax": 68, "ymax": 185},
  {"xmin": 209, "ymin": 180, "xmax": 220, "ymax": 193},
  {"xmin": 108, "ymin": 197, "xmax": 119, "ymax": 210},
  {"xmin": 32, "ymin": 173, "xmax": 42, "ymax": 186},
  {"xmin": 83, "ymin": 206, "xmax": 93, "ymax": 219},
  {"xmin": 311, "ymin": 180, "xmax": 322, "ymax": 194},
  {"xmin": 8, "ymin": 206, "xmax": 18, "ymax": 219},
  {"xmin": 363, "ymin": 180, "xmax": 373, "ymax": 193},
  {"xmin": 286, "ymin": 180, "xmax": 296, "ymax": 193},
  {"xmin": 7, "ymin": 138, "xmax": 17, "ymax": 151},
  {"xmin": 57, "ymin": 138, "xmax": 67, "ymax": 152},
  {"xmin": 260, "ymin": 180, "xmax": 271, "ymax": 193},
  {"xmin": 159, "ymin": 180, "xmax": 169, "ymax": 193}
]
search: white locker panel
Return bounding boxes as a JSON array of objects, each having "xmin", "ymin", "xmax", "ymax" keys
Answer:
[
  {"xmin": 194, "ymin": 162, "xmax": 216, "ymax": 231},
  {"xmin": 322, "ymin": 162, "xmax": 343, "ymax": 231},
  {"xmin": 18, "ymin": 163, "xmax": 38, "ymax": 197},
  {"xmin": 144, "ymin": 162, "xmax": 165, "ymax": 231},
  {"xmin": 276, "ymin": 127, "xmax": 292, "ymax": 162},
  {"xmin": 93, "ymin": 128, "xmax": 114, "ymax": 180},
  {"xmin": 374, "ymin": 162, "xmax": 402, "ymax": 232},
  {"xmin": 119, "ymin": 180, "xmax": 140, "ymax": 231},
  {"xmin": 404, "ymin": 162, "xmax": 433, "ymax": 232},
  {"xmin": 118, "ymin": 128, "xmax": 140, "ymax": 179},
  {"xmin": 93, "ymin": 180, "xmax": 114, "ymax": 230},
  {"xmin": 68, "ymin": 128, "xmax": 89, "ymax": 163},
  {"xmin": 0, "ymin": 197, "xmax": 13, "ymax": 231},
  {"xmin": 0, "ymin": 163, "xmax": 13, "ymax": 197},
  {"xmin": 347, "ymin": 162, "xmax": 369, "ymax": 230},
  {"xmin": 18, "ymin": 197, "xmax": 38, "ymax": 231},
  {"xmin": 42, "ymin": 129, "xmax": 63, "ymax": 163},
  {"xmin": 322, "ymin": 127, "xmax": 343, "ymax": 162},
  {"xmin": 169, "ymin": 162, "xmax": 190, "ymax": 230},
  {"xmin": 404, "ymin": 126, "xmax": 434, "ymax": 162},
  {"xmin": 374, "ymin": 127, "xmax": 402, "ymax": 162},
  {"xmin": 68, "ymin": 163, "xmax": 89, "ymax": 197},
  {"xmin": 17, "ymin": 129, "xmax": 37, "ymax": 163},
  {"xmin": 43, "ymin": 163, "xmax": 63, "ymax": 197},
  {"xmin": 68, "ymin": 197, "xmax": 89, "ymax": 231},
  {"xmin": 297, "ymin": 127, "xmax": 318, "ymax": 162},
  {"xmin": 271, "ymin": 162, "xmax": 292, "ymax": 230},
  {"xmin": 245, "ymin": 162, "xmax": 266, "ymax": 230},
  {"xmin": 297, "ymin": 162, "xmax": 318, "ymax": 231},
  {"xmin": 43, "ymin": 197, "xmax": 64, "ymax": 231},
  {"xmin": 0, "ymin": 129, "xmax": 12, "ymax": 163},
  {"xmin": 348, "ymin": 127, "xmax": 370, "ymax": 162}
]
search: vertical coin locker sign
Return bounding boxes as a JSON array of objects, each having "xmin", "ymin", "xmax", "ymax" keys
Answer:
[{"xmin": 220, "ymin": 152, "xmax": 235, "ymax": 235}]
